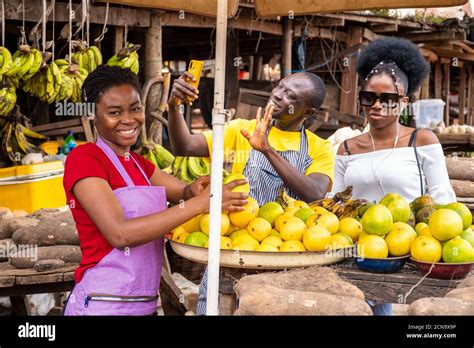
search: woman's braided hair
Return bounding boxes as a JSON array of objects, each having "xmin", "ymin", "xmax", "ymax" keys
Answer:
[
  {"xmin": 81, "ymin": 65, "xmax": 140, "ymax": 104},
  {"xmin": 356, "ymin": 37, "xmax": 430, "ymax": 97}
]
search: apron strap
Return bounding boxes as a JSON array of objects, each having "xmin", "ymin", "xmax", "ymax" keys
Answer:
[
  {"xmin": 129, "ymin": 155, "xmax": 152, "ymax": 186},
  {"xmin": 96, "ymin": 137, "xmax": 148, "ymax": 187}
]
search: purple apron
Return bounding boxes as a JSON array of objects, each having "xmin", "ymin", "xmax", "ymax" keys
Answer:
[{"xmin": 64, "ymin": 137, "xmax": 167, "ymax": 316}]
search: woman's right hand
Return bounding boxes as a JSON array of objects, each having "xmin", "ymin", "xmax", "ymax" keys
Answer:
[
  {"xmin": 196, "ymin": 179, "xmax": 249, "ymax": 214},
  {"xmin": 169, "ymin": 72, "xmax": 199, "ymax": 106}
]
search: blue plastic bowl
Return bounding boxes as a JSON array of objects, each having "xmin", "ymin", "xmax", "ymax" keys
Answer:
[{"xmin": 354, "ymin": 255, "xmax": 410, "ymax": 273}]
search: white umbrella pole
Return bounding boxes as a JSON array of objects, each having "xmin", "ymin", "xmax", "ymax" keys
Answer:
[{"xmin": 206, "ymin": 0, "xmax": 228, "ymax": 315}]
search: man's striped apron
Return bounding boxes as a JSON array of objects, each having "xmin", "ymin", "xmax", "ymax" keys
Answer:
[{"xmin": 196, "ymin": 125, "xmax": 312, "ymax": 314}]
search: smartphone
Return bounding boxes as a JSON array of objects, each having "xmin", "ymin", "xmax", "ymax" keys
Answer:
[{"xmin": 186, "ymin": 60, "xmax": 204, "ymax": 102}]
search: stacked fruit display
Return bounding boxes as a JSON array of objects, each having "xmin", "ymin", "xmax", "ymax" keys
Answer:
[
  {"xmin": 168, "ymin": 175, "xmax": 474, "ymax": 262},
  {"xmin": 353, "ymin": 193, "xmax": 474, "ymax": 264},
  {"xmin": 169, "ymin": 175, "xmax": 360, "ymax": 253},
  {"xmin": 410, "ymin": 198, "xmax": 474, "ymax": 264}
]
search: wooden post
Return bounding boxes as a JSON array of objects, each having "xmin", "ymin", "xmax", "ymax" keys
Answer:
[
  {"xmin": 435, "ymin": 62, "xmax": 442, "ymax": 99},
  {"xmin": 420, "ymin": 75, "xmax": 430, "ymax": 100},
  {"xmin": 469, "ymin": 64, "xmax": 474, "ymax": 126},
  {"xmin": 248, "ymin": 56, "xmax": 254, "ymax": 80},
  {"xmin": 114, "ymin": 26, "xmax": 124, "ymax": 52},
  {"xmin": 443, "ymin": 61, "xmax": 451, "ymax": 126},
  {"xmin": 254, "ymin": 56, "xmax": 263, "ymax": 80},
  {"xmin": 459, "ymin": 65, "xmax": 467, "ymax": 125},
  {"xmin": 225, "ymin": 29, "xmax": 240, "ymax": 109},
  {"xmin": 144, "ymin": 12, "xmax": 164, "ymax": 144},
  {"xmin": 340, "ymin": 26, "xmax": 364, "ymax": 116},
  {"xmin": 281, "ymin": 17, "xmax": 293, "ymax": 78}
]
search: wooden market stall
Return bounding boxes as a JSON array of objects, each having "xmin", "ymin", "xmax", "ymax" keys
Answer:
[
  {"xmin": 3, "ymin": 0, "xmax": 474, "ymax": 136},
  {"xmin": 1, "ymin": 0, "xmax": 474, "ymax": 316}
]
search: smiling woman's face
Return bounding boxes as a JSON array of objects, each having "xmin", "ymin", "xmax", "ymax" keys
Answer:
[
  {"xmin": 94, "ymin": 84, "xmax": 144, "ymax": 149},
  {"xmin": 362, "ymin": 73, "xmax": 408, "ymax": 130}
]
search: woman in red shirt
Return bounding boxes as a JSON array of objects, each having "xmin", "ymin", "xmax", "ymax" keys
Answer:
[{"xmin": 63, "ymin": 66, "xmax": 248, "ymax": 315}]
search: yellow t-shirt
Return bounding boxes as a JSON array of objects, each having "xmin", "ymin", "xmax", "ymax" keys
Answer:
[{"xmin": 202, "ymin": 118, "xmax": 334, "ymax": 189}]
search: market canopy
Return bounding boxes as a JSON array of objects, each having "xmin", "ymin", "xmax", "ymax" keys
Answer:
[{"xmin": 98, "ymin": 0, "xmax": 468, "ymax": 17}]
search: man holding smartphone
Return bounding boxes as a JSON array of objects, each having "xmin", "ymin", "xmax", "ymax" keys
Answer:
[{"xmin": 167, "ymin": 70, "xmax": 335, "ymax": 314}]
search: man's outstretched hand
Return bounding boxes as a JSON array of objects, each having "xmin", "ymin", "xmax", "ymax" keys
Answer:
[{"xmin": 240, "ymin": 104, "xmax": 275, "ymax": 153}]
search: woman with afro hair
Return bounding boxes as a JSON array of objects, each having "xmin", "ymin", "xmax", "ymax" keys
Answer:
[{"xmin": 332, "ymin": 38, "xmax": 455, "ymax": 315}]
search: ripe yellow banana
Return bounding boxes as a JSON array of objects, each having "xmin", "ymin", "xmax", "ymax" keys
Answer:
[
  {"xmin": 16, "ymin": 50, "xmax": 35, "ymax": 79},
  {"xmin": 89, "ymin": 45, "xmax": 103, "ymax": 65},
  {"xmin": 0, "ymin": 47, "xmax": 12, "ymax": 75},
  {"xmin": 22, "ymin": 48, "xmax": 43, "ymax": 81}
]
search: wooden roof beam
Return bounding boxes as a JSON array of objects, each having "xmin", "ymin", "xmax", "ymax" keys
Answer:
[
  {"xmin": 317, "ymin": 13, "xmax": 433, "ymax": 30},
  {"xmin": 161, "ymin": 12, "xmax": 284, "ymax": 36},
  {"xmin": 371, "ymin": 23, "xmax": 398, "ymax": 33},
  {"xmin": 363, "ymin": 28, "xmax": 383, "ymax": 42},
  {"xmin": 311, "ymin": 17, "xmax": 346, "ymax": 27},
  {"xmin": 294, "ymin": 25, "xmax": 348, "ymax": 42},
  {"xmin": 4, "ymin": 0, "xmax": 151, "ymax": 27},
  {"xmin": 420, "ymin": 47, "xmax": 439, "ymax": 62},
  {"xmin": 402, "ymin": 31, "xmax": 466, "ymax": 42},
  {"xmin": 452, "ymin": 41, "xmax": 474, "ymax": 54},
  {"xmin": 425, "ymin": 46, "xmax": 474, "ymax": 62}
]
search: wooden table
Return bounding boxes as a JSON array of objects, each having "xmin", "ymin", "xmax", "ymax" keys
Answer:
[
  {"xmin": 0, "ymin": 262, "xmax": 76, "ymax": 315},
  {"xmin": 167, "ymin": 244, "xmax": 468, "ymax": 314},
  {"xmin": 437, "ymin": 133, "xmax": 474, "ymax": 146},
  {"xmin": 437, "ymin": 133, "xmax": 474, "ymax": 153}
]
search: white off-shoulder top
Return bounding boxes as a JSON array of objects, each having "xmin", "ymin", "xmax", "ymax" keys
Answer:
[{"xmin": 331, "ymin": 144, "xmax": 456, "ymax": 204}]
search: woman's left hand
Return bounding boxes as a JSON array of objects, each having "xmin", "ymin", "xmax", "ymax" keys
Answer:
[
  {"xmin": 186, "ymin": 175, "xmax": 211, "ymax": 199},
  {"xmin": 241, "ymin": 104, "xmax": 275, "ymax": 153}
]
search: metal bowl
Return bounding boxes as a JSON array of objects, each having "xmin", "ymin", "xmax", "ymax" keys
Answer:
[
  {"xmin": 166, "ymin": 237, "xmax": 354, "ymax": 270},
  {"xmin": 410, "ymin": 258, "xmax": 474, "ymax": 280},
  {"xmin": 354, "ymin": 255, "xmax": 410, "ymax": 273}
]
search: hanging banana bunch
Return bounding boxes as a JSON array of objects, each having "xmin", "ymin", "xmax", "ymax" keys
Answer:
[
  {"xmin": 71, "ymin": 41, "xmax": 103, "ymax": 74},
  {"xmin": 54, "ymin": 59, "xmax": 88, "ymax": 103},
  {"xmin": 23, "ymin": 58, "xmax": 63, "ymax": 104},
  {"xmin": 0, "ymin": 107, "xmax": 48, "ymax": 164},
  {"xmin": 107, "ymin": 43, "xmax": 140, "ymax": 75},
  {"xmin": 0, "ymin": 76, "xmax": 18, "ymax": 117},
  {"xmin": 5, "ymin": 45, "xmax": 42, "ymax": 81}
]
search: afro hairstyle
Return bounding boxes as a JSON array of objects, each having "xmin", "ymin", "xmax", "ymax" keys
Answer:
[{"xmin": 356, "ymin": 37, "xmax": 430, "ymax": 97}]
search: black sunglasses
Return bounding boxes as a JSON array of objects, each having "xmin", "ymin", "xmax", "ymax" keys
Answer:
[{"xmin": 359, "ymin": 91, "xmax": 403, "ymax": 108}]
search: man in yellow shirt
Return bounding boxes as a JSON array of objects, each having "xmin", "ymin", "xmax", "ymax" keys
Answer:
[
  {"xmin": 168, "ymin": 71, "xmax": 335, "ymax": 315},
  {"xmin": 168, "ymin": 72, "xmax": 334, "ymax": 206}
]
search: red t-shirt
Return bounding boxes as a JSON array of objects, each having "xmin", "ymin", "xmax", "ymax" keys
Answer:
[{"xmin": 63, "ymin": 143, "xmax": 156, "ymax": 283}]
